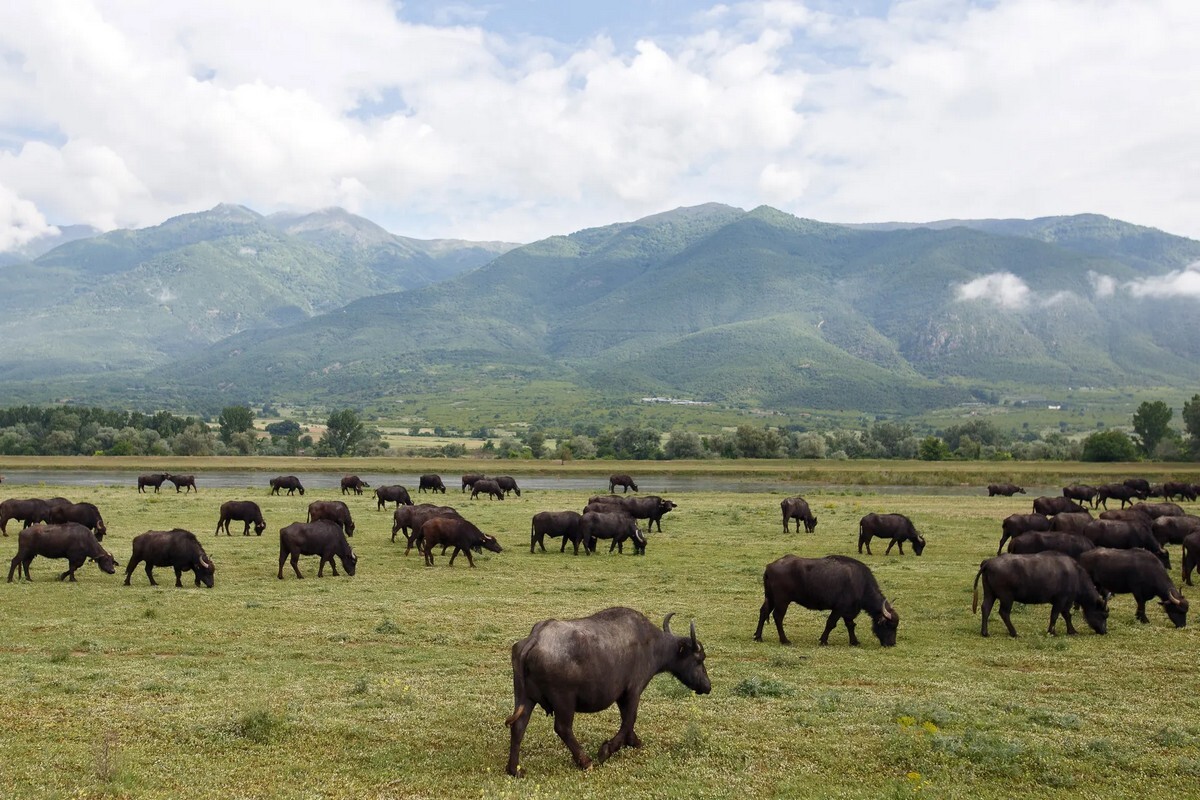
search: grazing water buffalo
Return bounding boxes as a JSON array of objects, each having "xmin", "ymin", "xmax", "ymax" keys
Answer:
[
  {"xmin": 0, "ymin": 498, "xmax": 52, "ymax": 535},
  {"xmin": 375, "ymin": 485, "xmax": 413, "ymax": 510},
  {"xmin": 997, "ymin": 513, "xmax": 1051, "ymax": 555},
  {"xmin": 1007, "ymin": 531, "xmax": 1097, "ymax": 559},
  {"xmin": 216, "ymin": 500, "xmax": 267, "ymax": 536},
  {"xmin": 269, "ymin": 476, "xmax": 305, "ymax": 496},
  {"xmin": 307, "ymin": 500, "xmax": 355, "ymax": 537},
  {"xmin": 124, "ymin": 529, "xmax": 215, "ymax": 588},
  {"xmin": 1132, "ymin": 502, "xmax": 1186, "ymax": 519},
  {"xmin": 590, "ymin": 496, "xmax": 675, "ymax": 532},
  {"xmin": 609, "ymin": 474, "xmax": 639, "ymax": 493},
  {"xmin": 580, "ymin": 511, "xmax": 645, "ymax": 555},
  {"xmin": 1063, "ymin": 485, "xmax": 1100, "ymax": 508},
  {"xmin": 781, "ymin": 497, "xmax": 818, "ymax": 534},
  {"xmin": 47, "ymin": 502, "xmax": 107, "ymax": 540},
  {"xmin": 755, "ymin": 554, "xmax": 898, "ymax": 646},
  {"xmin": 277, "ymin": 521, "xmax": 357, "ymax": 579},
  {"xmin": 1163, "ymin": 481, "xmax": 1198, "ymax": 502},
  {"xmin": 166, "ymin": 474, "xmax": 197, "ymax": 493},
  {"xmin": 858, "ymin": 513, "xmax": 925, "ymax": 556},
  {"xmin": 340, "ymin": 475, "xmax": 369, "ymax": 495},
  {"xmin": 1048, "ymin": 512, "xmax": 1095, "ymax": 534},
  {"xmin": 1152, "ymin": 515, "xmax": 1200, "ymax": 547},
  {"xmin": 137, "ymin": 473, "xmax": 169, "ymax": 493},
  {"xmin": 1078, "ymin": 547, "xmax": 1188, "ymax": 627},
  {"xmin": 394, "ymin": 505, "xmax": 461, "ymax": 551},
  {"xmin": 1184, "ymin": 531, "xmax": 1200, "ymax": 586},
  {"xmin": 495, "ymin": 476, "xmax": 521, "ymax": 497},
  {"xmin": 1097, "ymin": 483, "xmax": 1139, "ymax": 510},
  {"xmin": 504, "ymin": 607, "xmax": 710, "ymax": 776},
  {"xmin": 1033, "ymin": 496, "xmax": 1088, "ymax": 516},
  {"xmin": 471, "ymin": 479, "xmax": 505, "ymax": 501},
  {"xmin": 530, "ymin": 511, "xmax": 586, "ymax": 555},
  {"xmin": 1081, "ymin": 519, "xmax": 1169, "ymax": 568},
  {"xmin": 461, "ymin": 473, "xmax": 486, "ymax": 493},
  {"xmin": 418, "ymin": 474, "xmax": 446, "ymax": 494},
  {"xmin": 420, "ymin": 516, "xmax": 502, "ymax": 567},
  {"xmin": 1099, "ymin": 508, "xmax": 1153, "ymax": 524},
  {"xmin": 973, "ymin": 552, "xmax": 1108, "ymax": 637},
  {"xmin": 987, "ymin": 483, "xmax": 1025, "ymax": 497},
  {"xmin": 1123, "ymin": 478, "xmax": 1152, "ymax": 499},
  {"xmin": 7, "ymin": 523, "xmax": 118, "ymax": 582}
]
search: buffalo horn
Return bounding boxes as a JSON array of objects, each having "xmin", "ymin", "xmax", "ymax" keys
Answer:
[
  {"xmin": 1170, "ymin": 591, "xmax": 1184, "ymax": 605},
  {"xmin": 662, "ymin": 612, "xmax": 676, "ymax": 634},
  {"xmin": 881, "ymin": 602, "xmax": 894, "ymax": 621},
  {"xmin": 689, "ymin": 619, "xmax": 697, "ymax": 647}
]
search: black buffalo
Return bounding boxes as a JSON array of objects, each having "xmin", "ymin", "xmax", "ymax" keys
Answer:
[
  {"xmin": 461, "ymin": 473, "xmax": 486, "ymax": 493},
  {"xmin": 137, "ymin": 473, "xmax": 169, "ymax": 493},
  {"xmin": 1123, "ymin": 478, "xmax": 1152, "ymax": 499},
  {"xmin": 996, "ymin": 513, "xmax": 1050, "ymax": 555},
  {"xmin": 420, "ymin": 516, "xmax": 502, "ymax": 567},
  {"xmin": 1078, "ymin": 547, "xmax": 1188, "ymax": 627},
  {"xmin": 580, "ymin": 511, "xmax": 645, "ymax": 555},
  {"xmin": 857, "ymin": 513, "xmax": 925, "ymax": 556},
  {"xmin": 124, "ymin": 529, "xmax": 215, "ymax": 588},
  {"xmin": 1033, "ymin": 496, "xmax": 1088, "ymax": 516},
  {"xmin": 1097, "ymin": 483, "xmax": 1140, "ymax": 510},
  {"xmin": 1152, "ymin": 515, "xmax": 1200, "ymax": 547},
  {"xmin": 307, "ymin": 500, "xmax": 356, "ymax": 537},
  {"xmin": 781, "ymin": 496, "xmax": 818, "ymax": 534},
  {"xmin": 1183, "ymin": 531, "xmax": 1200, "ymax": 586},
  {"xmin": 1063, "ymin": 485, "xmax": 1100, "ymax": 508},
  {"xmin": 1047, "ymin": 512, "xmax": 1095, "ymax": 534},
  {"xmin": 755, "ymin": 554, "xmax": 899, "ymax": 646},
  {"xmin": 495, "ymin": 476, "xmax": 521, "ymax": 497},
  {"xmin": 393, "ymin": 504, "xmax": 461, "ymax": 550},
  {"xmin": 504, "ymin": 607, "xmax": 710, "ymax": 776},
  {"xmin": 340, "ymin": 475, "xmax": 369, "ymax": 495},
  {"xmin": 7, "ymin": 522, "xmax": 118, "ymax": 582},
  {"xmin": 593, "ymin": 495, "xmax": 676, "ymax": 533},
  {"xmin": 1163, "ymin": 481, "xmax": 1198, "ymax": 502},
  {"xmin": 972, "ymin": 552, "xmax": 1108, "ymax": 637},
  {"xmin": 1081, "ymin": 519, "xmax": 1170, "ymax": 568},
  {"xmin": 216, "ymin": 500, "xmax": 267, "ymax": 536},
  {"xmin": 1131, "ymin": 502, "xmax": 1186, "ymax": 519},
  {"xmin": 269, "ymin": 476, "xmax": 305, "ymax": 496},
  {"xmin": 530, "ymin": 511, "xmax": 587, "ymax": 555},
  {"xmin": 0, "ymin": 498, "xmax": 52, "ymax": 535},
  {"xmin": 471, "ymin": 479, "xmax": 505, "ymax": 501},
  {"xmin": 987, "ymin": 483, "xmax": 1025, "ymax": 497},
  {"xmin": 277, "ymin": 521, "xmax": 357, "ymax": 579},
  {"xmin": 1007, "ymin": 531, "xmax": 1096, "ymax": 559},
  {"xmin": 47, "ymin": 502, "xmax": 107, "ymax": 540},
  {"xmin": 375, "ymin": 485, "xmax": 414, "ymax": 510},
  {"xmin": 418, "ymin": 474, "xmax": 446, "ymax": 494},
  {"xmin": 166, "ymin": 473, "xmax": 197, "ymax": 493},
  {"xmin": 609, "ymin": 474, "xmax": 638, "ymax": 493}
]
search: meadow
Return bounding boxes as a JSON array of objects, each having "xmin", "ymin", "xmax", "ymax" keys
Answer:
[{"xmin": 1, "ymin": 469, "xmax": 1198, "ymax": 799}]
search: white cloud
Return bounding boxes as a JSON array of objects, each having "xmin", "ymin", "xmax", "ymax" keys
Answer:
[
  {"xmin": 0, "ymin": 183, "xmax": 57, "ymax": 250},
  {"xmin": 1089, "ymin": 271, "xmax": 1118, "ymax": 298},
  {"xmin": 0, "ymin": 0, "xmax": 1197, "ymax": 248},
  {"xmin": 954, "ymin": 272, "xmax": 1032, "ymax": 309},
  {"xmin": 1125, "ymin": 262, "xmax": 1200, "ymax": 299}
]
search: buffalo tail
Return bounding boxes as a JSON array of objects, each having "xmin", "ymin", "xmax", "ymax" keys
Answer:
[
  {"xmin": 972, "ymin": 562, "xmax": 986, "ymax": 614},
  {"xmin": 504, "ymin": 704, "xmax": 526, "ymax": 727}
]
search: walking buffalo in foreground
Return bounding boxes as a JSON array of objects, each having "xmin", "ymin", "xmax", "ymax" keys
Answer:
[
  {"xmin": 755, "ymin": 555, "xmax": 898, "ymax": 647},
  {"xmin": 987, "ymin": 483, "xmax": 1025, "ymax": 497},
  {"xmin": 420, "ymin": 516, "xmax": 502, "ymax": 567},
  {"xmin": 504, "ymin": 607, "xmax": 710, "ymax": 777},
  {"xmin": 781, "ymin": 497, "xmax": 818, "ymax": 534},
  {"xmin": 530, "ymin": 511, "xmax": 587, "ymax": 555},
  {"xmin": 47, "ymin": 502, "xmax": 107, "ymax": 540},
  {"xmin": 972, "ymin": 552, "xmax": 1108, "ymax": 637},
  {"xmin": 858, "ymin": 513, "xmax": 925, "ymax": 556},
  {"xmin": 7, "ymin": 523, "xmax": 118, "ymax": 582},
  {"xmin": 277, "ymin": 521, "xmax": 357, "ymax": 579},
  {"xmin": 124, "ymin": 529, "xmax": 215, "ymax": 588},
  {"xmin": 1078, "ymin": 547, "xmax": 1187, "ymax": 627}
]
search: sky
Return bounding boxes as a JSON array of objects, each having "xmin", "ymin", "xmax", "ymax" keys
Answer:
[{"xmin": 0, "ymin": 0, "xmax": 1197, "ymax": 250}]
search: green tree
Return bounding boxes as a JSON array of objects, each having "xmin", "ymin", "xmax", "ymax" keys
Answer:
[
  {"xmin": 664, "ymin": 431, "xmax": 703, "ymax": 460},
  {"xmin": 918, "ymin": 436, "xmax": 951, "ymax": 461},
  {"xmin": 218, "ymin": 405, "xmax": 255, "ymax": 445},
  {"xmin": 266, "ymin": 420, "xmax": 301, "ymax": 440},
  {"xmin": 522, "ymin": 430, "xmax": 547, "ymax": 459},
  {"xmin": 319, "ymin": 409, "xmax": 365, "ymax": 457},
  {"xmin": 1182, "ymin": 394, "xmax": 1200, "ymax": 454},
  {"xmin": 1132, "ymin": 400, "xmax": 1173, "ymax": 456},
  {"xmin": 1081, "ymin": 430, "xmax": 1139, "ymax": 462}
]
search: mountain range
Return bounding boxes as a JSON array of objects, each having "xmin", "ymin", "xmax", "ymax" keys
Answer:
[{"xmin": 2, "ymin": 202, "xmax": 1199, "ymax": 418}]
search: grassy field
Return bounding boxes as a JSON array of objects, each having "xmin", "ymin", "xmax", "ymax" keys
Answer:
[{"xmin": 1, "ymin": 474, "xmax": 1199, "ymax": 799}]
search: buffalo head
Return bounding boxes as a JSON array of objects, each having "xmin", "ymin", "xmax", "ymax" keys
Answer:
[
  {"xmin": 254, "ymin": 520, "xmax": 266, "ymax": 536},
  {"xmin": 871, "ymin": 600, "xmax": 900, "ymax": 646},
  {"xmin": 481, "ymin": 534, "xmax": 503, "ymax": 554},
  {"xmin": 95, "ymin": 552, "xmax": 117, "ymax": 575},
  {"xmin": 663, "ymin": 613, "xmax": 711, "ymax": 695},
  {"xmin": 1161, "ymin": 589, "xmax": 1189, "ymax": 628},
  {"xmin": 912, "ymin": 535, "xmax": 926, "ymax": 556},
  {"xmin": 195, "ymin": 556, "xmax": 216, "ymax": 589},
  {"xmin": 340, "ymin": 549, "xmax": 358, "ymax": 576}
]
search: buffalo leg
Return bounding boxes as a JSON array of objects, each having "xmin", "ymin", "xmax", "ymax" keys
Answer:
[
  {"xmin": 61, "ymin": 556, "xmax": 86, "ymax": 581},
  {"xmin": 980, "ymin": 591, "xmax": 994, "ymax": 637},
  {"xmin": 599, "ymin": 695, "xmax": 640, "ymax": 763},
  {"xmin": 328, "ymin": 558, "xmax": 339, "ymax": 576},
  {"xmin": 772, "ymin": 604, "xmax": 791, "ymax": 644},
  {"xmin": 754, "ymin": 599, "xmax": 773, "ymax": 641},
  {"xmin": 505, "ymin": 703, "xmax": 531, "ymax": 777},
  {"xmin": 123, "ymin": 557, "xmax": 141, "ymax": 585},
  {"xmin": 551, "ymin": 707, "xmax": 591, "ymax": 770},
  {"xmin": 843, "ymin": 616, "xmax": 859, "ymax": 646},
  {"xmin": 464, "ymin": 549, "xmax": 476, "ymax": 567},
  {"xmin": 6, "ymin": 554, "xmax": 20, "ymax": 582},
  {"xmin": 998, "ymin": 599, "xmax": 1018, "ymax": 637},
  {"xmin": 277, "ymin": 550, "xmax": 287, "ymax": 579},
  {"xmin": 885, "ymin": 539, "xmax": 895, "ymax": 554},
  {"xmin": 21, "ymin": 557, "xmax": 34, "ymax": 581},
  {"xmin": 996, "ymin": 534, "xmax": 1008, "ymax": 557},
  {"xmin": 1185, "ymin": 547, "xmax": 1196, "ymax": 586},
  {"xmin": 290, "ymin": 553, "xmax": 304, "ymax": 579},
  {"xmin": 173, "ymin": 567, "xmax": 184, "ymax": 588},
  {"xmin": 1134, "ymin": 596, "xmax": 1149, "ymax": 624},
  {"xmin": 448, "ymin": 546, "xmax": 460, "ymax": 566},
  {"xmin": 818, "ymin": 611, "xmax": 841, "ymax": 645},
  {"xmin": 145, "ymin": 564, "xmax": 158, "ymax": 586}
]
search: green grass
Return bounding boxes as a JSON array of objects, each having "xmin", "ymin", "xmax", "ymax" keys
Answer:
[{"xmin": 1, "ymin": 477, "xmax": 1198, "ymax": 798}]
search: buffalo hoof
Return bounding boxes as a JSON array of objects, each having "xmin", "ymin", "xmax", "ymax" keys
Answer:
[
  {"xmin": 576, "ymin": 755, "xmax": 593, "ymax": 771},
  {"xmin": 507, "ymin": 766, "xmax": 525, "ymax": 779},
  {"xmin": 597, "ymin": 742, "xmax": 614, "ymax": 763}
]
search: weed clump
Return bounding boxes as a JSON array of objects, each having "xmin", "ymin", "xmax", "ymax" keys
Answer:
[
  {"xmin": 732, "ymin": 676, "xmax": 793, "ymax": 698},
  {"xmin": 233, "ymin": 709, "xmax": 288, "ymax": 744}
]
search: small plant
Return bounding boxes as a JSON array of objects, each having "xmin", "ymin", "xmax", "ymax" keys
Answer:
[
  {"xmin": 374, "ymin": 619, "xmax": 401, "ymax": 635},
  {"xmin": 48, "ymin": 646, "xmax": 70, "ymax": 664},
  {"xmin": 348, "ymin": 676, "xmax": 370, "ymax": 696},
  {"xmin": 732, "ymin": 676, "xmax": 793, "ymax": 698},
  {"xmin": 233, "ymin": 708, "xmax": 288, "ymax": 744}
]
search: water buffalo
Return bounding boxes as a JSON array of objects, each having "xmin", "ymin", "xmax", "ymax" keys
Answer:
[
  {"xmin": 471, "ymin": 479, "xmax": 505, "ymax": 501},
  {"xmin": 307, "ymin": 500, "xmax": 355, "ymax": 537},
  {"xmin": 124, "ymin": 529, "xmax": 215, "ymax": 588},
  {"xmin": 1081, "ymin": 519, "xmax": 1169, "ymax": 568},
  {"xmin": 166, "ymin": 473, "xmax": 197, "ymax": 493},
  {"xmin": 1097, "ymin": 483, "xmax": 1139, "ymax": 510},
  {"xmin": 504, "ymin": 607, "xmax": 710, "ymax": 776},
  {"xmin": 216, "ymin": 500, "xmax": 267, "ymax": 536},
  {"xmin": 1184, "ymin": 531, "xmax": 1200, "ymax": 586},
  {"xmin": 495, "ymin": 476, "xmax": 521, "ymax": 497},
  {"xmin": 340, "ymin": 475, "xmax": 369, "ymax": 495},
  {"xmin": 47, "ymin": 502, "xmax": 107, "ymax": 540},
  {"xmin": 418, "ymin": 474, "xmax": 446, "ymax": 494},
  {"xmin": 1132, "ymin": 502, "xmax": 1186, "ymax": 519},
  {"xmin": 1123, "ymin": 478, "xmax": 1152, "ymax": 499},
  {"xmin": 0, "ymin": 498, "xmax": 52, "ymax": 535},
  {"xmin": 393, "ymin": 505, "xmax": 461, "ymax": 550},
  {"xmin": 461, "ymin": 473, "xmax": 486, "ymax": 493},
  {"xmin": 7, "ymin": 522, "xmax": 118, "ymax": 582},
  {"xmin": 595, "ymin": 496, "xmax": 676, "ymax": 533},
  {"xmin": 1048, "ymin": 512, "xmax": 1095, "ymax": 534},
  {"xmin": 857, "ymin": 513, "xmax": 925, "ymax": 556},
  {"xmin": 1033, "ymin": 496, "xmax": 1088, "ymax": 516},
  {"xmin": 987, "ymin": 483, "xmax": 1025, "ymax": 497},
  {"xmin": 1164, "ymin": 481, "xmax": 1198, "ymax": 502},
  {"xmin": 609, "ymin": 474, "xmax": 639, "ymax": 493},
  {"xmin": 1152, "ymin": 515, "xmax": 1200, "ymax": 547},
  {"xmin": 781, "ymin": 496, "xmax": 817, "ymax": 534},
  {"xmin": 1099, "ymin": 508, "xmax": 1154, "ymax": 524},
  {"xmin": 375, "ymin": 485, "xmax": 413, "ymax": 510},
  {"xmin": 1078, "ymin": 547, "xmax": 1188, "ymax": 627},
  {"xmin": 530, "ymin": 511, "xmax": 586, "ymax": 555},
  {"xmin": 755, "ymin": 554, "xmax": 898, "ymax": 646},
  {"xmin": 972, "ymin": 552, "xmax": 1108, "ymax": 637},
  {"xmin": 277, "ymin": 521, "xmax": 357, "ymax": 579},
  {"xmin": 137, "ymin": 473, "xmax": 169, "ymax": 493},
  {"xmin": 1007, "ymin": 531, "xmax": 1097, "ymax": 559},
  {"xmin": 996, "ymin": 513, "xmax": 1050, "ymax": 555},
  {"xmin": 420, "ymin": 516, "xmax": 502, "ymax": 567},
  {"xmin": 580, "ymin": 511, "xmax": 645, "ymax": 555},
  {"xmin": 269, "ymin": 476, "xmax": 305, "ymax": 496},
  {"xmin": 1062, "ymin": 485, "xmax": 1100, "ymax": 508}
]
